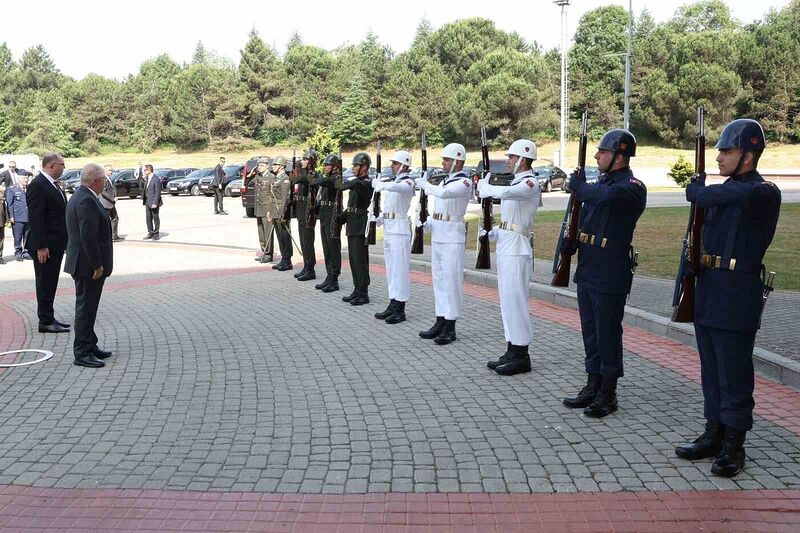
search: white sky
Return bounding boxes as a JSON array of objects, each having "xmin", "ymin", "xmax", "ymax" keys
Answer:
[{"xmin": 1, "ymin": 0, "xmax": 790, "ymax": 79}]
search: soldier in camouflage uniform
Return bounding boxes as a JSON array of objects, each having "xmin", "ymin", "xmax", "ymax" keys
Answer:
[
  {"xmin": 269, "ymin": 156, "xmax": 294, "ymax": 271},
  {"xmin": 253, "ymin": 157, "xmax": 277, "ymax": 264},
  {"xmin": 312, "ymin": 154, "xmax": 343, "ymax": 292}
]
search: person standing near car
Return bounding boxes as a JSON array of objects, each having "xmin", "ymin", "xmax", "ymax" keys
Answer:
[
  {"xmin": 212, "ymin": 156, "xmax": 228, "ymax": 215},
  {"xmin": 142, "ymin": 164, "xmax": 162, "ymax": 240},
  {"xmin": 312, "ymin": 154, "xmax": 343, "ymax": 292},
  {"xmin": 292, "ymin": 150, "xmax": 319, "ymax": 282},
  {"xmin": 253, "ymin": 157, "xmax": 276, "ymax": 264},
  {"xmin": 100, "ymin": 165, "xmax": 123, "ymax": 242}
]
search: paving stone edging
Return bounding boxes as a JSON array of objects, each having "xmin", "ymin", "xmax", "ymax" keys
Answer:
[{"xmin": 374, "ymin": 253, "xmax": 800, "ymax": 391}]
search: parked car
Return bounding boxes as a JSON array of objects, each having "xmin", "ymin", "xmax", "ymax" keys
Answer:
[
  {"xmin": 199, "ymin": 164, "xmax": 243, "ymax": 196},
  {"xmin": 563, "ymin": 166, "xmax": 602, "ymax": 192},
  {"xmin": 113, "ymin": 168, "xmax": 141, "ymax": 198},
  {"xmin": 62, "ymin": 169, "xmax": 82, "ymax": 193},
  {"xmin": 225, "ymin": 178, "xmax": 243, "ymax": 197},
  {"xmin": 533, "ymin": 165, "xmax": 568, "ymax": 192},
  {"xmin": 155, "ymin": 167, "xmax": 197, "ymax": 189},
  {"xmin": 167, "ymin": 168, "xmax": 214, "ymax": 196},
  {"xmin": 469, "ymin": 159, "xmax": 509, "ymax": 203},
  {"xmin": 409, "ymin": 166, "xmax": 443, "ymax": 180}
]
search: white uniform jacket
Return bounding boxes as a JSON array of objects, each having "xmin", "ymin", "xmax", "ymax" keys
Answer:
[
  {"xmin": 373, "ymin": 173, "xmax": 415, "ymax": 236},
  {"xmin": 418, "ymin": 172, "xmax": 473, "ymax": 244},
  {"xmin": 477, "ymin": 172, "xmax": 541, "ymax": 256}
]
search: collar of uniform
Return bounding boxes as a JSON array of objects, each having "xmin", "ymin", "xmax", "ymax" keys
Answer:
[
  {"xmin": 604, "ymin": 166, "xmax": 633, "ymax": 183},
  {"xmin": 394, "ymin": 172, "xmax": 411, "ymax": 182},
  {"xmin": 444, "ymin": 172, "xmax": 466, "ymax": 185},
  {"xmin": 730, "ymin": 169, "xmax": 763, "ymax": 183},
  {"xmin": 511, "ymin": 171, "xmax": 534, "ymax": 185}
]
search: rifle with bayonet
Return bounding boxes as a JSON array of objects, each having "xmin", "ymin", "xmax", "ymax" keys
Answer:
[
  {"xmin": 330, "ymin": 147, "xmax": 344, "ymax": 239},
  {"xmin": 411, "ymin": 133, "xmax": 428, "ymax": 254},
  {"xmin": 671, "ymin": 106, "xmax": 706, "ymax": 323},
  {"xmin": 475, "ymin": 126, "xmax": 492, "ymax": 269},
  {"xmin": 305, "ymin": 153, "xmax": 318, "ymax": 228},
  {"xmin": 282, "ymin": 149, "xmax": 298, "ymax": 221},
  {"xmin": 366, "ymin": 140, "xmax": 382, "ymax": 245},
  {"xmin": 551, "ymin": 109, "xmax": 589, "ymax": 287}
]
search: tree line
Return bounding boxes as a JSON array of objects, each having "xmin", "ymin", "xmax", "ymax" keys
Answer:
[{"xmin": 0, "ymin": 0, "xmax": 797, "ymax": 157}]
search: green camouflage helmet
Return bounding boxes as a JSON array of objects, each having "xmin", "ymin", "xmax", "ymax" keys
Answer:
[
  {"xmin": 273, "ymin": 156, "xmax": 287, "ymax": 166},
  {"xmin": 323, "ymin": 154, "xmax": 341, "ymax": 166},
  {"xmin": 302, "ymin": 149, "xmax": 318, "ymax": 161},
  {"xmin": 351, "ymin": 152, "xmax": 371, "ymax": 167}
]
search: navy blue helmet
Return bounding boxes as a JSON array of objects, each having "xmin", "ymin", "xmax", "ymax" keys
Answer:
[
  {"xmin": 598, "ymin": 129, "xmax": 637, "ymax": 157},
  {"xmin": 715, "ymin": 119, "xmax": 766, "ymax": 152}
]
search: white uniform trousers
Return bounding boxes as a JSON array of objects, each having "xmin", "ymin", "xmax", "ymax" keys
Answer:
[
  {"xmin": 384, "ymin": 233, "xmax": 411, "ymax": 302},
  {"xmin": 497, "ymin": 254, "xmax": 532, "ymax": 345},
  {"xmin": 431, "ymin": 242, "xmax": 465, "ymax": 320}
]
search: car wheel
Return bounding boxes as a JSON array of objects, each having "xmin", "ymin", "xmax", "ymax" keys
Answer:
[
  {"xmin": 224, "ymin": 189, "xmax": 231, "ymax": 197},
  {"xmin": 543, "ymin": 180, "xmax": 552, "ymax": 193},
  {"xmin": 129, "ymin": 194, "xmax": 137, "ymax": 199},
  {"xmin": 190, "ymin": 184, "xmax": 200, "ymax": 196},
  {"xmin": 245, "ymin": 207, "xmax": 255, "ymax": 218},
  {"xmin": 170, "ymin": 193, "xmax": 179, "ymax": 196}
]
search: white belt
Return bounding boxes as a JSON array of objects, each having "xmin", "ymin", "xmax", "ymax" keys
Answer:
[
  {"xmin": 499, "ymin": 221, "xmax": 531, "ymax": 235},
  {"xmin": 432, "ymin": 213, "xmax": 464, "ymax": 223},
  {"xmin": 383, "ymin": 213, "xmax": 408, "ymax": 220}
]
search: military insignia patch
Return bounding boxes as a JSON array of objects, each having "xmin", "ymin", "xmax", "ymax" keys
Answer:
[
  {"xmin": 463, "ymin": 179, "xmax": 470, "ymax": 188},
  {"xmin": 294, "ymin": 184, "xmax": 300, "ymax": 193},
  {"xmin": 629, "ymin": 178, "xmax": 643, "ymax": 187},
  {"xmin": 526, "ymin": 179, "xmax": 534, "ymax": 188}
]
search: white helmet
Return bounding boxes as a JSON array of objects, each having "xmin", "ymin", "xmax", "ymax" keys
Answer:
[
  {"xmin": 505, "ymin": 139, "xmax": 537, "ymax": 161},
  {"xmin": 442, "ymin": 143, "xmax": 467, "ymax": 161},
  {"xmin": 389, "ymin": 150, "xmax": 412, "ymax": 168}
]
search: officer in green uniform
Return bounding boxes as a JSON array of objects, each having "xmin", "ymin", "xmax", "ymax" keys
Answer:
[
  {"xmin": 252, "ymin": 157, "xmax": 276, "ymax": 264},
  {"xmin": 339, "ymin": 152, "xmax": 373, "ymax": 306},
  {"xmin": 292, "ymin": 150, "xmax": 319, "ymax": 281},
  {"xmin": 313, "ymin": 154, "xmax": 343, "ymax": 292},
  {"xmin": 269, "ymin": 156, "xmax": 294, "ymax": 271}
]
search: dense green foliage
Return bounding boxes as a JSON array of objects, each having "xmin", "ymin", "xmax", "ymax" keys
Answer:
[
  {"xmin": 0, "ymin": 1, "xmax": 797, "ymax": 156},
  {"xmin": 668, "ymin": 155, "xmax": 695, "ymax": 187}
]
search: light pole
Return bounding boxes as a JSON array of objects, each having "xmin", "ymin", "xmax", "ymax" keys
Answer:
[
  {"xmin": 623, "ymin": 0, "xmax": 633, "ymax": 130},
  {"xmin": 554, "ymin": 0, "xmax": 570, "ymax": 169}
]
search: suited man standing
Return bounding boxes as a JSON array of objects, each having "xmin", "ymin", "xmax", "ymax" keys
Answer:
[
  {"xmin": 211, "ymin": 156, "xmax": 228, "ymax": 215},
  {"xmin": 100, "ymin": 165, "xmax": 123, "ymax": 241},
  {"xmin": 142, "ymin": 164, "xmax": 162, "ymax": 240},
  {"xmin": 64, "ymin": 163, "xmax": 114, "ymax": 368},
  {"xmin": 6, "ymin": 174, "xmax": 32, "ymax": 261},
  {"xmin": 26, "ymin": 152, "xmax": 71, "ymax": 333},
  {"xmin": 0, "ymin": 161, "xmax": 18, "ymax": 187},
  {"xmin": 0, "ymin": 181, "xmax": 8, "ymax": 265}
]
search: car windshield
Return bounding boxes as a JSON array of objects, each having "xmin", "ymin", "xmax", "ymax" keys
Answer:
[
  {"xmin": 154, "ymin": 168, "xmax": 172, "ymax": 177},
  {"xmin": 533, "ymin": 166, "xmax": 553, "ymax": 176},
  {"xmin": 585, "ymin": 167, "xmax": 600, "ymax": 179},
  {"xmin": 186, "ymin": 169, "xmax": 212, "ymax": 179},
  {"xmin": 223, "ymin": 165, "xmax": 241, "ymax": 176}
]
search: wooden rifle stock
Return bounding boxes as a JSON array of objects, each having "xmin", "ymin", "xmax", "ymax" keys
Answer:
[
  {"xmin": 671, "ymin": 106, "xmax": 706, "ymax": 323},
  {"xmin": 551, "ymin": 110, "xmax": 589, "ymax": 287},
  {"xmin": 411, "ymin": 134, "xmax": 428, "ymax": 254},
  {"xmin": 366, "ymin": 140, "xmax": 381, "ymax": 245},
  {"xmin": 475, "ymin": 125, "xmax": 492, "ymax": 269}
]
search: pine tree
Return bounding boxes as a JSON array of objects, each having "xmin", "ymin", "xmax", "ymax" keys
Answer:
[
  {"xmin": 330, "ymin": 77, "xmax": 374, "ymax": 147},
  {"xmin": 238, "ymin": 29, "xmax": 287, "ymax": 140},
  {"xmin": 192, "ymin": 41, "xmax": 207, "ymax": 64}
]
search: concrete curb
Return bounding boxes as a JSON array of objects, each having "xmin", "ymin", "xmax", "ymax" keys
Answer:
[{"xmin": 372, "ymin": 252, "xmax": 800, "ymax": 391}]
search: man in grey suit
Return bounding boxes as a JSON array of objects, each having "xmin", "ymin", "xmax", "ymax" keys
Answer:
[
  {"xmin": 211, "ymin": 156, "xmax": 228, "ymax": 215},
  {"xmin": 142, "ymin": 164, "xmax": 162, "ymax": 240},
  {"xmin": 100, "ymin": 164, "xmax": 123, "ymax": 241},
  {"xmin": 64, "ymin": 163, "xmax": 114, "ymax": 368}
]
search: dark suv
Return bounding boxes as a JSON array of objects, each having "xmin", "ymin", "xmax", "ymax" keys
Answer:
[
  {"xmin": 155, "ymin": 168, "xmax": 197, "ymax": 189},
  {"xmin": 62, "ymin": 169, "xmax": 83, "ymax": 194},
  {"xmin": 199, "ymin": 165, "xmax": 243, "ymax": 196},
  {"xmin": 469, "ymin": 159, "xmax": 508, "ymax": 203},
  {"xmin": 113, "ymin": 168, "xmax": 141, "ymax": 198}
]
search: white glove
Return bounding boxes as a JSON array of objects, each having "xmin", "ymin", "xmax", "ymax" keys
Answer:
[
  {"xmin": 375, "ymin": 213, "xmax": 384, "ymax": 227},
  {"xmin": 479, "ymin": 227, "xmax": 499, "ymax": 242},
  {"xmin": 422, "ymin": 170, "xmax": 429, "ymax": 181},
  {"xmin": 477, "ymin": 174, "xmax": 491, "ymax": 194},
  {"xmin": 414, "ymin": 176, "xmax": 427, "ymax": 188}
]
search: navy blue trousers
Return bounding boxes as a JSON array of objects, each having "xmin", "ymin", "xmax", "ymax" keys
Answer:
[
  {"xmin": 695, "ymin": 324, "xmax": 756, "ymax": 432},
  {"xmin": 577, "ymin": 287, "xmax": 626, "ymax": 378}
]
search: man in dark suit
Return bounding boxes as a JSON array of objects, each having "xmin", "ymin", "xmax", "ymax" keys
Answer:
[
  {"xmin": 0, "ymin": 161, "xmax": 18, "ymax": 188},
  {"xmin": 26, "ymin": 153, "xmax": 71, "ymax": 333},
  {"xmin": 211, "ymin": 156, "xmax": 228, "ymax": 215},
  {"xmin": 64, "ymin": 163, "xmax": 114, "ymax": 368},
  {"xmin": 142, "ymin": 164, "xmax": 162, "ymax": 240},
  {"xmin": 5, "ymin": 174, "xmax": 31, "ymax": 261}
]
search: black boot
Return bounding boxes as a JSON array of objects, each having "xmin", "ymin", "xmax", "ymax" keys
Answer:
[
  {"xmin": 342, "ymin": 289, "xmax": 358, "ymax": 303},
  {"xmin": 494, "ymin": 344, "xmax": 531, "ymax": 376},
  {"xmin": 487, "ymin": 342, "xmax": 513, "ymax": 370},
  {"xmin": 385, "ymin": 301, "xmax": 406, "ymax": 324},
  {"xmin": 434, "ymin": 320, "xmax": 457, "ymax": 345},
  {"xmin": 315, "ymin": 275, "xmax": 331, "ymax": 290},
  {"xmin": 675, "ymin": 420, "xmax": 723, "ymax": 460},
  {"xmin": 350, "ymin": 288, "xmax": 370, "ymax": 306},
  {"xmin": 583, "ymin": 377, "xmax": 618, "ymax": 418},
  {"xmin": 294, "ymin": 267, "xmax": 307, "ymax": 278},
  {"xmin": 260, "ymin": 254, "xmax": 273, "ymax": 264},
  {"xmin": 711, "ymin": 427, "xmax": 746, "ymax": 477},
  {"xmin": 276, "ymin": 259, "xmax": 293, "ymax": 271},
  {"xmin": 297, "ymin": 268, "xmax": 316, "ymax": 281},
  {"xmin": 374, "ymin": 299, "xmax": 396, "ymax": 319},
  {"xmin": 419, "ymin": 317, "xmax": 445, "ymax": 339},
  {"xmin": 322, "ymin": 276, "xmax": 339, "ymax": 292},
  {"xmin": 563, "ymin": 373, "xmax": 602, "ymax": 408}
]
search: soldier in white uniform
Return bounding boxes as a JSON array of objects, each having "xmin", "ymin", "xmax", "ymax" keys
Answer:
[
  {"xmin": 415, "ymin": 143, "xmax": 472, "ymax": 345},
  {"xmin": 477, "ymin": 139, "xmax": 541, "ymax": 376},
  {"xmin": 373, "ymin": 150, "xmax": 416, "ymax": 324}
]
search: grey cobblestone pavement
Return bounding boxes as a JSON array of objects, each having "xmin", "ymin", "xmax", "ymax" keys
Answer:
[{"xmin": 1, "ymin": 261, "xmax": 799, "ymax": 495}]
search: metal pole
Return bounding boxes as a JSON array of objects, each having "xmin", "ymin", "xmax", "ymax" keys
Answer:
[
  {"xmin": 555, "ymin": 1, "xmax": 570, "ymax": 169},
  {"xmin": 624, "ymin": 0, "xmax": 632, "ymax": 130}
]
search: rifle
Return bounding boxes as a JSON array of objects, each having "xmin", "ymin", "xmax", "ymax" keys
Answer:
[
  {"xmin": 330, "ymin": 147, "xmax": 344, "ymax": 239},
  {"xmin": 475, "ymin": 125, "xmax": 492, "ymax": 269},
  {"xmin": 758, "ymin": 271, "xmax": 776, "ymax": 329},
  {"xmin": 411, "ymin": 133, "xmax": 428, "ymax": 254},
  {"xmin": 551, "ymin": 109, "xmax": 589, "ymax": 287},
  {"xmin": 305, "ymin": 153, "xmax": 318, "ymax": 228},
  {"xmin": 366, "ymin": 140, "xmax": 381, "ymax": 245},
  {"xmin": 282, "ymin": 149, "xmax": 298, "ymax": 221},
  {"xmin": 671, "ymin": 106, "xmax": 706, "ymax": 323}
]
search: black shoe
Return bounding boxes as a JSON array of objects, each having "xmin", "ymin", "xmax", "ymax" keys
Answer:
[
  {"xmin": 152, "ymin": 233, "xmax": 161, "ymax": 241},
  {"xmin": 54, "ymin": 319, "xmax": 71, "ymax": 329},
  {"xmin": 495, "ymin": 345, "xmax": 531, "ymax": 375},
  {"xmin": 374, "ymin": 299, "xmax": 396, "ymax": 320},
  {"xmin": 260, "ymin": 255, "xmax": 273, "ymax": 264},
  {"xmin": 675, "ymin": 420, "xmax": 723, "ymax": 460},
  {"xmin": 563, "ymin": 373, "xmax": 602, "ymax": 408},
  {"xmin": 315, "ymin": 275, "xmax": 332, "ymax": 290},
  {"xmin": 93, "ymin": 348, "xmax": 113, "ymax": 359},
  {"xmin": 39, "ymin": 323, "xmax": 70, "ymax": 333},
  {"xmin": 254, "ymin": 254, "xmax": 263, "ymax": 262},
  {"xmin": 22, "ymin": 253, "xmax": 32, "ymax": 260},
  {"xmin": 112, "ymin": 236, "xmax": 125, "ymax": 242},
  {"xmin": 276, "ymin": 260, "xmax": 293, "ymax": 271},
  {"xmin": 583, "ymin": 377, "xmax": 618, "ymax": 418},
  {"xmin": 350, "ymin": 289, "xmax": 370, "ymax": 306},
  {"xmin": 487, "ymin": 342, "xmax": 513, "ymax": 370},
  {"xmin": 220, "ymin": 211, "xmax": 228, "ymax": 215},
  {"xmin": 15, "ymin": 255, "xmax": 23, "ymax": 262},
  {"xmin": 342, "ymin": 289, "xmax": 358, "ymax": 303},
  {"xmin": 322, "ymin": 276, "xmax": 339, "ymax": 292},
  {"xmin": 385, "ymin": 301, "xmax": 406, "ymax": 324},
  {"xmin": 294, "ymin": 268, "xmax": 307, "ymax": 279},
  {"xmin": 419, "ymin": 317, "xmax": 445, "ymax": 339},
  {"xmin": 0, "ymin": 258, "xmax": 5, "ymax": 264},
  {"xmin": 143, "ymin": 234, "xmax": 153, "ymax": 240},
  {"xmin": 711, "ymin": 427, "xmax": 746, "ymax": 477},
  {"xmin": 297, "ymin": 269, "xmax": 316, "ymax": 281},
  {"xmin": 434, "ymin": 320, "xmax": 457, "ymax": 345},
  {"xmin": 74, "ymin": 354, "xmax": 105, "ymax": 368},
  {"xmin": 215, "ymin": 211, "xmax": 220, "ymax": 214}
]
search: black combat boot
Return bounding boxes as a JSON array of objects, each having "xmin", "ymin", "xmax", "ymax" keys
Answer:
[
  {"xmin": 675, "ymin": 420, "xmax": 723, "ymax": 460},
  {"xmin": 583, "ymin": 377, "xmax": 618, "ymax": 418},
  {"xmin": 419, "ymin": 317, "xmax": 445, "ymax": 339},
  {"xmin": 494, "ymin": 344, "xmax": 531, "ymax": 376},
  {"xmin": 342, "ymin": 289, "xmax": 358, "ymax": 303},
  {"xmin": 487, "ymin": 342, "xmax": 513, "ymax": 370},
  {"xmin": 294, "ymin": 267, "xmax": 307, "ymax": 278},
  {"xmin": 385, "ymin": 301, "xmax": 406, "ymax": 324},
  {"xmin": 276, "ymin": 259, "xmax": 293, "ymax": 271},
  {"xmin": 350, "ymin": 288, "xmax": 370, "ymax": 306},
  {"xmin": 260, "ymin": 254, "xmax": 273, "ymax": 264},
  {"xmin": 297, "ymin": 268, "xmax": 316, "ymax": 281},
  {"xmin": 711, "ymin": 426, "xmax": 746, "ymax": 477},
  {"xmin": 315, "ymin": 275, "xmax": 331, "ymax": 290},
  {"xmin": 434, "ymin": 320, "xmax": 457, "ymax": 345},
  {"xmin": 374, "ymin": 300, "xmax": 396, "ymax": 320},
  {"xmin": 322, "ymin": 276, "xmax": 339, "ymax": 292},
  {"xmin": 254, "ymin": 253, "xmax": 263, "ymax": 262},
  {"xmin": 563, "ymin": 373, "xmax": 602, "ymax": 408}
]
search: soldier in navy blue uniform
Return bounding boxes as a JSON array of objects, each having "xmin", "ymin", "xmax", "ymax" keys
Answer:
[
  {"xmin": 562, "ymin": 129, "xmax": 647, "ymax": 418},
  {"xmin": 675, "ymin": 119, "xmax": 781, "ymax": 478}
]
